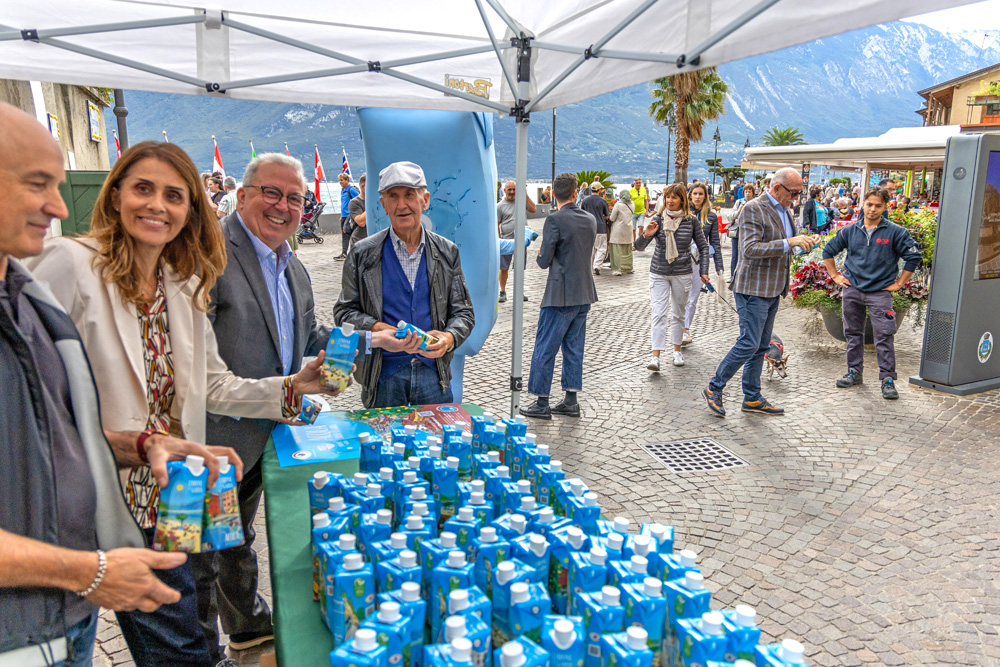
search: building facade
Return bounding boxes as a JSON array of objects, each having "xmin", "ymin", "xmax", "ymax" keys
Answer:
[{"xmin": 917, "ymin": 63, "xmax": 1000, "ymax": 134}]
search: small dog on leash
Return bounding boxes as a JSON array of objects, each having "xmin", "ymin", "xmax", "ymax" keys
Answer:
[{"xmin": 765, "ymin": 333, "xmax": 791, "ymax": 381}]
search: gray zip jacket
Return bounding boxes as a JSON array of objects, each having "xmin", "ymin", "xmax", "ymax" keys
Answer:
[{"xmin": 332, "ymin": 227, "xmax": 475, "ymax": 407}]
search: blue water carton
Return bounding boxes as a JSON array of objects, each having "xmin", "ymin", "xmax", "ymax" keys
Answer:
[
  {"xmin": 566, "ymin": 492, "xmax": 601, "ymax": 536},
  {"xmin": 550, "ymin": 526, "xmax": 590, "ymax": 613},
  {"xmin": 397, "ymin": 455, "xmax": 424, "ymax": 483},
  {"xmin": 576, "ymin": 586, "xmax": 625, "ymax": 667},
  {"xmin": 473, "ymin": 450, "xmax": 502, "ymax": 479},
  {"xmin": 467, "ymin": 491, "xmax": 496, "ymax": 526},
  {"xmin": 404, "ymin": 485, "xmax": 439, "ymax": 519},
  {"xmin": 401, "ymin": 514, "xmax": 435, "ymax": 552},
  {"xmin": 421, "ymin": 447, "xmax": 443, "ymax": 485},
  {"xmin": 472, "ymin": 527, "xmax": 509, "ymax": 596},
  {"xmin": 201, "ymin": 456, "xmax": 244, "ymax": 552},
  {"xmin": 554, "ymin": 478, "xmax": 588, "ymax": 518},
  {"xmin": 664, "ymin": 572, "xmax": 711, "ymax": 667},
  {"xmin": 378, "ymin": 549, "xmax": 423, "ymax": 594},
  {"xmin": 449, "ymin": 587, "xmax": 492, "ymax": 626},
  {"xmin": 362, "ymin": 601, "xmax": 411, "ymax": 667},
  {"xmin": 358, "ymin": 509, "xmax": 394, "ymax": 558},
  {"xmin": 567, "ymin": 547, "xmax": 609, "ymax": 615},
  {"xmin": 658, "ymin": 550, "xmax": 699, "ymax": 583},
  {"xmin": 418, "ymin": 532, "xmax": 458, "ymax": 595},
  {"xmin": 309, "ymin": 470, "xmax": 344, "ymax": 516},
  {"xmin": 501, "ymin": 417, "xmax": 527, "ymax": 463},
  {"xmin": 755, "ymin": 639, "xmax": 808, "ymax": 667},
  {"xmin": 459, "ymin": 480, "xmax": 482, "ymax": 506},
  {"xmin": 621, "ymin": 578, "xmax": 666, "ymax": 667},
  {"xmin": 470, "ymin": 412, "xmax": 494, "ymax": 455},
  {"xmin": 320, "ymin": 535, "xmax": 360, "ymax": 626},
  {"xmin": 430, "ymin": 551, "xmax": 475, "ymax": 644},
  {"xmin": 640, "ymin": 524, "xmax": 674, "ymax": 560},
  {"xmin": 312, "ymin": 514, "xmax": 350, "ymax": 601},
  {"xmin": 513, "ymin": 495, "xmax": 547, "ymax": 526},
  {"xmin": 492, "ymin": 559, "xmax": 538, "ymax": 647},
  {"xmin": 481, "ymin": 426, "xmax": 506, "ymax": 463},
  {"xmin": 379, "ymin": 582, "xmax": 427, "ymax": 667},
  {"xmin": 601, "ymin": 628, "xmax": 654, "ymax": 667},
  {"xmin": 359, "ymin": 432, "xmax": 381, "ymax": 473},
  {"xmin": 507, "ymin": 436, "xmax": 528, "ymax": 482},
  {"xmin": 444, "ymin": 507, "xmax": 482, "ymax": 557},
  {"xmin": 426, "ymin": 638, "xmax": 477, "ymax": 667},
  {"xmin": 596, "ymin": 532, "xmax": 626, "ymax": 565},
  {"xmin": 483, "ymin": 466, "xmax": 511, "ymax": 514},
  {"xmin": 451, "ymin": 432, "xmax": 474, "ymax": 481},
  {"xmin": 441, "ymin": 424, "xmax": 463, "ymax": 453},
  {"xmin": 397, "ymin": 471, "xmax": 432, "ymax": 522},
  {"xmin": 541, "ymin": 615, "xmax": 585, "ymax": 667},
  {"xmin": 353, "ymin": 483, "xmax": 388, "ymax": 514},
  {"xmin": 511, "ymin": 533, "xmax": 550, "ymax": 585},
  {"xmin": 676, "ymin": 611, "xmax": 726, "ymax": 667},
  {"xmin": 523, "ymin": 444, "xmax": 550, "ymax": 491},
  {"xmin": 598, "ymin": 517, "xmax": 632, "ymax": 540},
  {"xmin": 153, "ymin": 455, "xmax": 207, "ymax": 553},
  {"xmin": 391, "ymin": 425, "xmax": 415, "ymax": 453},
  {"xmin": 373, "ymin": 533, "xmax": 410, "ymax": 570},
  {"xmin": 396, "ymin": 320, "xmax": 437, "ymax": 351},
  {"xmin": 372, "ymin": 467, "xmax": 396, "ymax": 515},
  {"xmin": 322, "ymin": 323, "xmax": 360, "ymax": 393},
  {"xmin": 330, "ymin": 628, "xmax": 388, "ymax": 667},
  {"xmin": 504, "ymin": 480, "xmax": 535, "ymax": 516},
  {"xmin": 326, "ymin": 495, "xmax": 362, "ymax": 534},
  {"xmin": 383, "ymin": 442, "xmax": 407, "ymax": 472},
  {"xmin": 509, "ymin": 582, "xmax": 552, "ymax": 642},
  {"xmin": 608, "ymin": 556, "xmax": 649, "ymax": 589},
  {"xmin": 495, "ymin": 637, "xmax": 549, "ymax": 667},
  {"xmin": 622, "ymin": 535, "xmax": 656, "ymax": 568},
  {"xmin": 720, "ymin": 606, "xmax": 760, "ymax": 664},
  {"xmin": 492, "ymin": 512, "xmax": 530, "ymax": 546},
  {"xmin": 532, "ymin": 507, "xmax": 570, "ymax": 539},
  {"xmin": 536, "ymin": 461, "xmax": 566, "ymax": 506},
  {"xmin": 406, "ymin": 499, "xmax": 439, "ymax": 538},
  {"xmin": 434, "ymin": 456, "xmax": 460, "ymax": 527},
  {"xmin": 328, "ymin": 553, "xmax": 377, "ymax": 646},
  {"xmin": 442, "ymin": 614, "xmax": 492, "ymax": 667},
  {"xmin": 341, "ymin": 472, "xmax": 371, "ymax": 501}
]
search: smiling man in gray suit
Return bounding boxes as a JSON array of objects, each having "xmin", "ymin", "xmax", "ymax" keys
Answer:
[
  {"xmin": 520, "ymin": 172, "xmax": 598, "ymax": 420},
  {"xmin": 192, "ymin": 153, "xmax": 329, "ymax": 664},
  {"xmin": 703, "ymin": 167, "xmax": 819, "ymax": 418}
]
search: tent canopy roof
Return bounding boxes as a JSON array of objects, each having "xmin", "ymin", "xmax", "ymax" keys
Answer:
[
  {"xmin": 741, "ymin": 125, "xmax": 961, "ymax": 171},
  {"xmin": 0, "ymin": 0, "xmax": 976, "ymax": 114}
]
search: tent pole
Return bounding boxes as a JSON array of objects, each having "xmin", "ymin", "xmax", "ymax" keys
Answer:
[
  {"xmin": 473, "ymin": 0, "xmax": 518, "ymax": 97},
  {"xmin": 510, "ymin": 36, "xmax": 532, "ymax": 418},
  {"xmin": 0, "ymin": 14, "xmax": 204, "ymax": 41}
]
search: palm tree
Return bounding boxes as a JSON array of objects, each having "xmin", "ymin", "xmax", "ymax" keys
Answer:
[
  {"xmin": 649, "ymin": 68, "xmax": 728, "ymax": 185},
  {"xmin": 761, "ymin": 126, "xmax": 806, "ymax": 146},
  {"xmin": 575, "ymin": 170, "xmax": 614, "ymax": 191}
]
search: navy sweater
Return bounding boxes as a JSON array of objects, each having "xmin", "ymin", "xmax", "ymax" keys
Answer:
[{"xmin": 821, "ymin": 218, "xmax": 922, "ymax": 292}]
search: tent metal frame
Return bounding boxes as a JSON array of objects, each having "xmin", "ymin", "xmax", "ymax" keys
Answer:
[{"xmin": 1, "ymin": 0, "xmax": 777, "ymax": 416}]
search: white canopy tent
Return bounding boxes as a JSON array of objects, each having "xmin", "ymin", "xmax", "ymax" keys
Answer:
[{"xmin": 0, "ymin": 0, "xmax": 974, "ymax": 415}]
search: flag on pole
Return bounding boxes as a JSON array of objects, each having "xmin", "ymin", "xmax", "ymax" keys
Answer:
[
  {"xmin": 341, "ymin": 146, "xmax": 351, "ymax": 179},
  {"xmin": 212, "ymin": 136, "xmax": 226, "ymax": 179},
  {"xmin": 284, "ymin": 142, "xmax": 290, "ymax": 157},
  {"xmin": 162, "ymin": 130, "xmax": 169, "ymax": 143},
  {"xmin": 250, "ymin": 139, "xmax": 256, "ymax": 160},
  {"xmin": 113, "ymin": 130, "xmax": 121, "ymax": 159},
  {"xmin": 314, "ymin": 145, "xmax": 325, "ymax": 202}
]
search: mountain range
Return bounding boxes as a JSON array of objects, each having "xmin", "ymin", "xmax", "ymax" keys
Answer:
[{"xmin": 106, "ymin": 20, "xmax": 1000, "ymax": 182}]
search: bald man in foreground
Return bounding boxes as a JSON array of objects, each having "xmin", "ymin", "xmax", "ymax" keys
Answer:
[{"xmin": 0, "ymin": 102, "xmax": 227, "ymax": 666}]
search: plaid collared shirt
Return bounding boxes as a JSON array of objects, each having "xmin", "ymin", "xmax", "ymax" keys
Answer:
[{"xmin": 388, "ymin": 225, "xmax": 426, "ymax": 289}]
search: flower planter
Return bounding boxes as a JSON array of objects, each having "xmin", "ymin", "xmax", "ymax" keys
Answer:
[{"xmin": 818, "ymin": 305, "xmax": 908, "ymax": 343}]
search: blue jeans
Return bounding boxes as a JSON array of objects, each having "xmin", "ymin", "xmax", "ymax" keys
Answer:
[
  {"xmin": 116, "ymin": 529, "xmax": 213, "ymax": 666},
  {"xmin": 375, "ymin": 359, "xmax": 453, "ymax": 408},
  {"xmin": 709, "ymin": 292, "xmax": 779, "ymax": 402},
  {"xmin": 53, "ymin": 611, "xmax": 98, "ymax": 667},
  {"xmin": 527, "ymin": 304, "xmax": 590, "ymax": 397}
]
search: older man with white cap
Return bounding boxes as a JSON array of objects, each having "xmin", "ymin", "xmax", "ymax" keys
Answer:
[{"xmin": 333, "ymin": 161, "xmax": 475, "ymax": 408}]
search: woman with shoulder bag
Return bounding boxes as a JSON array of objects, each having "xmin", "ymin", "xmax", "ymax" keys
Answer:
[
  {"xmin": 683, "ymin": 183, "xmax": 723, "ymax": 345},
  {"xmin": 727, "ymin": 182, "xmax": 754, "ymax": 280}
]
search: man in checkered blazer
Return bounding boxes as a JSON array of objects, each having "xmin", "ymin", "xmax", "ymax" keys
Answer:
[{"xmin": 703, "ymin": 167, "xmax": 819, "ymax": 417}]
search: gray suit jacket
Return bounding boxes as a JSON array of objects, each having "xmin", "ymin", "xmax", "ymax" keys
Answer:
[
  {"xmin": 537, "ymin": 203, "xmax": 598, "ymax": 308},
  {"xmin": 731, "ymin": 194, "xmax": 795, "ymax": 298},
  {"xmin": 207, "ymin": 214, "xmax": 330, "ymax": 469}
]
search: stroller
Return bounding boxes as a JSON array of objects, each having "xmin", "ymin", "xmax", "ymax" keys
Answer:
[{"xmin": 296, "ymin": 201, "xmax": 326, "ymax": 244}]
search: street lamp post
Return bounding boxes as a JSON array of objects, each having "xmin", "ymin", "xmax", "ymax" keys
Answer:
[
  {"xmin": 711, "ymin": 127, "xmax": 721, "ymax": 195},
  {"xmin": 744, "ymin": 136, "xmax": 750, "ymax": 184}
]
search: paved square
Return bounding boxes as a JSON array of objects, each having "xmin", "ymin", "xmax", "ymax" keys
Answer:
[{"xmin": 95, "ymin": 231, "xmax": 1000, "ymax": 667}]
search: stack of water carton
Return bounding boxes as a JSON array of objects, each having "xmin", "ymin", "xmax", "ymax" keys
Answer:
[{"xmin": 311, "ymin": 413, "xmax": 812, "ymax": 667}]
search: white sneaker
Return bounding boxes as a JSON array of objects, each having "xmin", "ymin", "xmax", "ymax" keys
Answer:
[
  {"xmin": 673, "ymin": 351, "xmax": 685, "ymax": 367},
  {"xmin": 647, "ymin": 357, "xmax": 660, "ymax": 372},
  {"xmin": 681, "ymin": 334, "xmax": 693, "ymax": 346}
]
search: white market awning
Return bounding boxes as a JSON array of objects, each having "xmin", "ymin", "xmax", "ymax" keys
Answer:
[{"xmin": 742, "ymin": 125, "xmax": 963, "ymax": 171}]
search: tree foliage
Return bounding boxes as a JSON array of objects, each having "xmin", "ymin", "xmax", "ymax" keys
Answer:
[
  {"xmin": 705, "ymin": 159, "xmax": 746, "ymax": 193},
  {"xmin": 649, "ymin": 68, "xmax": 728, "ymax": 185},
  {"xmin": 761, "ymin": 126, "xmax": 806, "ymax": 146},
  {"xmin": 575, "ymin": 170, "xmax": 614, "ymax": 191}
]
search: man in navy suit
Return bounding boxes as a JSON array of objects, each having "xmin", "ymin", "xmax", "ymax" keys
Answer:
[
  {"xmin": 520, "ymin": 172, "xmax": 598, "ymax": 420},
  {"xmin": 704, "ymin": 167, "xmax": 818, "ymax": 417}
]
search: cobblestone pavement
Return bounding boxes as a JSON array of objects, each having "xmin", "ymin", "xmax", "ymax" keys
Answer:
[{"xmin": 96, "ymin": 229, "xmax": 1000, "ymax": 667}]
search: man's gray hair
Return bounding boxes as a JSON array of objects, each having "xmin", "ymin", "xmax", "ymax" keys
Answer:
[
  {"xmin": 772, "ymin": 167, "xmax": 800, "ymax": 186},
  {"xmin": 223, "ymin": 176, "xmax": 236, "ymax": 190},
  {"xmin": 243, "ymin": 153, "xmax": 306, "ymax": 191}
]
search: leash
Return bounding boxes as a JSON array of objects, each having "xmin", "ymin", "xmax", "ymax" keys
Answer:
[{"xmin": 703, "ymin": 281, "xmax": 740, "ymax": 316}]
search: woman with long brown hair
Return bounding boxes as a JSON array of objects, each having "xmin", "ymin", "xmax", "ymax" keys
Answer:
[
  {"xmin": 634, "ymin": 183, "xmax": 710, "ymax": 371},
  {"xmin": 683, "ymin": 183, "xmax": 724, "ymax": 345},
  {"xmin": 30, "ymin": 141, "xmax": 341, "ymax": 666}
]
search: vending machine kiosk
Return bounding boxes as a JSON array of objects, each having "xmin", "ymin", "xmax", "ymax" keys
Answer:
[{"xmin": 911, "ymin": 133, "xmax": 1000, "ymax": 395}]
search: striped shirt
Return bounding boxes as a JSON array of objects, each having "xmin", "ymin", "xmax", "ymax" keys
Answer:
[
  {"xmin": 237, "ymin": 213, "xmax": 294, "ymax": 375},
  {"xmin": 388, "ymin": 225, "xmax": 426, "ymax": 289}
]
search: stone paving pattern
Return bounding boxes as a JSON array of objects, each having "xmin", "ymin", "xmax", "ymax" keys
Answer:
[{"xmin": 95, "ymin": 228, "xmax": 1000, "ymax": 666}]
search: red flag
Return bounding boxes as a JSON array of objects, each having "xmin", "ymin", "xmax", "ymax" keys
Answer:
[
  {"xmin": 113, "ymin": 131, "xmax": 121, "ymax": 160},
  {"xmin": 314, "ymin": 145, "xmax": 325, "ymax": 202},
  {"xmin": 284, "ymin": 142, "xmax": 291, "ymax": 157},
  {"xmin": 212, "ymin": 136, "xmax": 226, "ymax": 179}
]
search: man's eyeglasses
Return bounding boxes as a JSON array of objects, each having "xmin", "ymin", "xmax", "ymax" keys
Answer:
[
  {"xmin": 245, "ymin": 185, "xmax": 306, "ymax": 210},
  {"xmin": 777, "ymin": 182, "xmax": 802, "ymax": 198}
]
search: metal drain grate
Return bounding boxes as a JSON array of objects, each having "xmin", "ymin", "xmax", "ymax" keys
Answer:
[{"xmin": 640, "ymin": 438, "xmax": 747, "ymax": 473}]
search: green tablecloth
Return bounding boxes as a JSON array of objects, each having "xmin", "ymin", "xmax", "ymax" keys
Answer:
[{"xmin": 261, "ymin": 403, "xmax": 484, "ymax": 666}]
